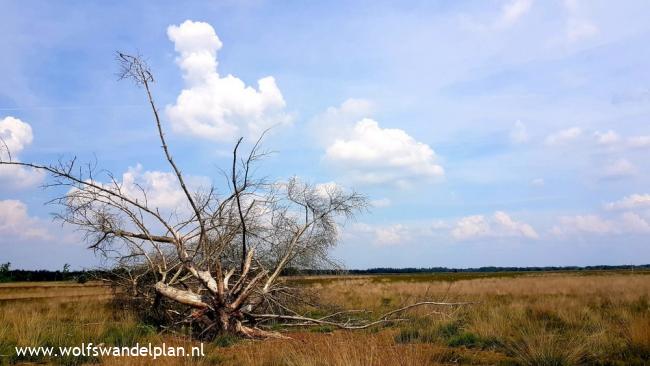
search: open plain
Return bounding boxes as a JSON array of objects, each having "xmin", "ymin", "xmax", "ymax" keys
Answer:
[{"xmin": 1, "ymin": 271, "xmax": 649, "ymax": 365}]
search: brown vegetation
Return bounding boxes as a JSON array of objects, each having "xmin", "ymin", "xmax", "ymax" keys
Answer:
[{"xmin": 1, "ymin": 271, "xmax": 649, "ymax": 365}]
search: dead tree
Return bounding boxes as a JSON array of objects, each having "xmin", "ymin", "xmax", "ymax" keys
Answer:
[{"xmin": 0, "ymin": 53, "xmax": 470, "ymax": 339}]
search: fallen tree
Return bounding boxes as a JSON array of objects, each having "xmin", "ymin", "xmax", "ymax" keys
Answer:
[{"xmin": 0, "ymin": 53, "xmax": 470, "ymax": 339}]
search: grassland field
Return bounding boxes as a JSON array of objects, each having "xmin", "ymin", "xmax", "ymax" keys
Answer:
[{"xmin": 1, "ymin": 270, "xmax": 649, "ymax": 365}]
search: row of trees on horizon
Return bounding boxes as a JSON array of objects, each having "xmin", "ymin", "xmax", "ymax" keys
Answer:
[{"xmin": 2, "ymin": 262, "xmax": 648, "ymax": 283}]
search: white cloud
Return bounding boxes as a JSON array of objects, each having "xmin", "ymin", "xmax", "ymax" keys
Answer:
[
  {"xmin": 451, "ymin": 211, "xmax": 538, "ymax": 241},
  {"xmin": 493, "ymin": 211, "xmax": 539, "ymax": 239},
  {"xmin": 0, "ymin": 116, "xmax": 44, "ymax": 189},
  {"xmin": 544, "ymin": 127, "xmax": 582, "ymax": 145},
  {"xmin": 72, "ymin": 164, "xmax": 211, "ymax": 213},
  {"xmin": 313, "ymin": 100, "xmax": 443, "ymax": 187},
  {"xmin": 119, "ymin": 164, "xmax": 210, "ymax": 210},
  {"xmin": 628, "ymin": 135, "xmax": 650, "ymax": 148},
  {"xmin": 0, "ymin": 116, "xmax": 32, "ymax": 154},
  {"xmin": 344, "ymin": 220, "xmax": 451, "ymax": 247},
  {"xmin": 0, "ymin": 200, "xmax": 51, "ymax": 241},
  {"xmin": 601, "ymin": 158, "xmax": 636, "ymax": 179},
  {"xmin": 325, "ymin": 118, "xmax": 444, "ymax": 186},
  {"xmin": 552, "ymin": 212, "xmax": 650, "ymax": 236},
  {"xmin": 621, "ymin": 212, "xmax": 650, "ymax": 233},
  {"xmin": 594, "ymin": 130, "xmax": 620, "ymax": 146},
  {"xmin": 552, "ymin": 214, "xmax": 614, "ymax": 236},
  {"xmin": 345, "ymin": 222, "xmax": 410, "ymax": 246},
  {"xmin": 309, "ymin": 98, "xmax": 373, "ymax": 146},
  {"xmin": 509, "ymin": 120, "xmax": 529, "ymax": 144},
  {"xmin": 165, "ymin": 20, "xmax": 290, "ymax": 142},
  {"xmin": 311, "ymin": 181, "xmax": 348, "ymax": 200},
  {"xmin": 564, "ymin": 0, "xmax": 599, "ymax": 43},
  {"xmin": 0, "ymin": 164, "xmax": 44, "ymax": 190},
  {"xmin": 430, "ymin": 220, "xmax": 451, "ymax": 231},
  {"xmin": 370, "ymin": 198, "xmax": 391, "ymax": 208},
  {"xmin": 605, "ymin": 194, "xmax": 650, "ymax": 211},
  {"xmin": 452, "ymin": 215, "xmax": 490, "ymax": 240},
  {"xmin": 375, "ymin": 224, "xmax": 410, "ymax": 246},
  {"xmin": 499, "ymin": 0, "xmax": 534, "ymax": 28},
  {"xmin": 550, "ymin": 129, "xmax": 650, "ymax": 150},
  {"xmin": 461, "ymin": 0, "xmax": 533, "ymax": 31}
]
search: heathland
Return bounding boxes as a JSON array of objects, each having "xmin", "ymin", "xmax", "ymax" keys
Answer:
[{"xmin": 1, "ymin": 271, "xmax": 649, "ymax": 365}]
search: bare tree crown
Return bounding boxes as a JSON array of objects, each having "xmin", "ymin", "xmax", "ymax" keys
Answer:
[{"xmin": 0, "ymin": 53, "xmax": 370, "ymax": 338}]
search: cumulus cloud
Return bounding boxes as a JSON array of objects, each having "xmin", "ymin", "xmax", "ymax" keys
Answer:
[
  {"xmin": 594, "ymin": 130, "xmax": 620, "ymax": 146},
  {"xmin": 165, "ymin": 20, "xmax": 290, "ymax": 142},
  {"xmin": 345, "ymin": 213, "xmax": 539, "ymax": 247},
  {"xmin": 118, "ymin": 164, "xmax": 211, "ymax": 211},
  {"xmin": 0, "ymin": 116, "xmax": 44, "ymax": 189},
  {"xmin": 0, "ymin": 200, "xmax": 51, "ymax": 241},
  {"xmin": 552, "ymin": 212, "xmax": 650, "ymax": 236},
  {"xmin": 374, "ymin": 224, "xmax": 410, "ymax": 246},
  {"xmin": 621, "ymin": 212, "xmax": 650, "ymax": 233},
  {"xmin": 0, "ymin": 116, "xmax": 32, "ymax": 154},
  {"xmin": 451, "ymin": 211, "xmax": 538, "ymax": 241},
  {"xmin": 544, "ymin": 127, "xmax": 582, "ymax": 145},
  {"xmin": 451, "ymin": 215, "xmax": 490, "ymax": 240},
  {"xmin": 70, "ymin": 164, "xmax": 211, "ymax": 214},
  {"xmin": 509, "ymin": 120, "xmax": 529, "ymax": 144},
  {"xmin": 345, "ymin": 222, "xmax": 417, "ymax": 246},
  {"xmin": 309, "ymin": 98, "xmax": 373, "ymax": 146},
  {"xmin": 541, "ymin": 128, "xmax": 649, "ymax": 151},
  {"xmin": 324, "ymin": 118, "xmax": 444, "ymax": 186},
  {"xmin": 580, "ymin": 131, "xmax": 650, "ymax": 150},
  {"xmin": 311, "ymin": 99, "xmax": 443, "ymax": 187},
  {"xmin": 552, "ymin": 214, "xmax": 614, "ymax": 236},
  {"xmin": 605, "ymin": 194, "xmax": 650, "ymax": 211},
  {"xmin": 601, "ymin": 158, "xmax": 636, "ymax": 179},
  {"xmin": 628, "ymin": 135, "xmax": 650, "ymax": 149},
  {"xmin": 587, "ymin": 132, "xmax": 650, "ymax": 149},
  {"xmin": 343, "ymin": 219, "xmax": 454, "ymax": 247}
]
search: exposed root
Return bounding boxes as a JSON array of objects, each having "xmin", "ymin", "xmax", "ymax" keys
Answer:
[{"xmin": 238, "ymin": 325, "xmax": 291, "ymax": 339}]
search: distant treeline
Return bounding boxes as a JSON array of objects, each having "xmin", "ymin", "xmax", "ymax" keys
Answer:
[
  {"xmin": 0, "ymin": 262, "xmax": 100, "ymax": 283},
  {"xmin": 283, "ymin": 264, "xmax": 650, "ymax": 276},
  {"xmin": 0, "ymin": 269, "xmax": 98, "ymax": 283},
  {"xmin": 2, "ymin": 263, "xmax": 649, "ymax": 282}
]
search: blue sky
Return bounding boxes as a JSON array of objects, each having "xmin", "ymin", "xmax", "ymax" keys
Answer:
[{"xmin": 1, "ymin": 0, "xmax": 650, "ymax": 270}]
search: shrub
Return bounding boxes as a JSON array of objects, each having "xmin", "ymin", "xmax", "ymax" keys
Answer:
[{"xmin": 76, "ymin": 274, "xmax": 88, "ymax": 284}]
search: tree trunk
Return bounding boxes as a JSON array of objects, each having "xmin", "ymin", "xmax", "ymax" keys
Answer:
[{"xmin": 155, "ymin": 283, "xmax": 287, "ymax": 339}]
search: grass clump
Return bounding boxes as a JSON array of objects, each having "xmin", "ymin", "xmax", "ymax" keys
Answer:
[
  {"xmin": 213, "ymin": 333, "xmax": 241, "ymax": 348},
  {"xmin": 309, "ymin": 325, "xmax": 335, "ymax": 333},
  {"xmin": 624, "ymin": 315, "xmax": 650, "ymax": 360},
  {"xmin": 100, "ymin": 323, "xmax": 157, "ymax": 347},
  {"xmin": 395, "ymin": 327, "xmax": 434, "ymax": 344},
  {"xmin": 446, "ymin": 332, "xmax": 482, "ymax": 347}
]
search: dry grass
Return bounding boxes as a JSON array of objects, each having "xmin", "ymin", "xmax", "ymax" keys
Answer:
[
  {"xmin": 1, "ymin": 272, "xmax": 649, "ymax": 365},
  {"xmin": 0, "ymin": 282, "xmax": 111, "ymax": 301}
]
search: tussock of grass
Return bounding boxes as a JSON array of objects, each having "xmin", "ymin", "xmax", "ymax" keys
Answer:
[
  {"xmin": 626, "ymin": 315, "xmax": 650, "ymax": 359},
  {"xmin": 213, "ymin": 333, "xmax": 241, "ymax": 348}
]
